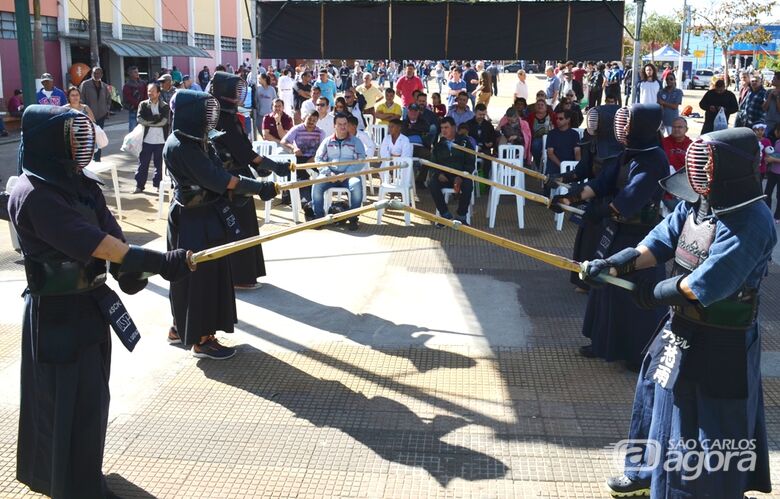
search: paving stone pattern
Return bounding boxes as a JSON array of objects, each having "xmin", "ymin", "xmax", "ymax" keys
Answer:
[{"xmin": 0, "ymin": 176, "xmax": 778, "ymax": 498}]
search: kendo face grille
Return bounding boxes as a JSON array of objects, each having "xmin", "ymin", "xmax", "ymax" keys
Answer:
[
  {"xmin": 65, "ymin": 113, "xmax": 96, "ymax": 168},
  {"xmin": 586, "ymin": 107, "xmax": 599, "ymax": 136},
  {"xmin": 613, "ymin": 107, "xmax": 630, "ymax": 145},
  {"xmin": 685, "ymin": 139, "xmax": 714, "ymax": 196},
  {"xmin": 205, "ymin": 97, "xmax": 220, "ymax": 131}
]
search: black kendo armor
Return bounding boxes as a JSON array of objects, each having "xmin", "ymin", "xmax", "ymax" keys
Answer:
[
  {"xmin": 660, "ymin": 128, "xmax": 765, "ymax": 328},
  {"xmin": 17, "ymin": 106, "xmax": 106, "ymax": 295},
  {"xmin": 209, "ymin": 71, "xmax": 249, "ymax": 173},
  {"xmin": 586, "ymin": 104, "xmax": 623, "ymax": 178},
  {"xmin": 612, "ymin": 103, "xmax": 665, "ymax": 226}
]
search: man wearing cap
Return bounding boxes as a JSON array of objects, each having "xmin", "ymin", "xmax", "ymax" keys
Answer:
[
  {"xmin": 157, "ymin": 74, "xmax": 176, "ymax": 105},
  {"xmin": 735, "ymin": 74, "xmax": 767, "ymax": 128},
  {"xmin": 35, "ymin": 73, "xmax": 67, "ymax": 106},
  {"xmin": 313, "ymin": 70, "xmax": 337, "ymax": 111},
  {"xmin": 183, "ymin": 75, "xmax": 202, "ymax": 92},
  {"xmin": 79, "ymin": 67, "xmax": 112, "ymax": 161}
]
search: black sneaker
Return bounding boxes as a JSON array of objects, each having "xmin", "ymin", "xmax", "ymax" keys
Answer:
[
  {"xmin": 132, "ymin": 187, "xmax": 144, "ymax": 194},
  {"xmin": 347, "ymin": 217, "xmax": 359, "ymax": 231},
  {"xmin": 606, "ymin": 475, "xmax": 650, "ymax": 497},
  {"xmin": 192, "ymin": 336, "xmax": 236, "ymax": 360},
  {"xmin": 435, "ymin": 212, "xmax": 453, "ymax": 228},
  {"xmin": 454, "ymin": 214, "xmax": 469, "ymax": 226},
  {"xmin": 579, "ymin": 344, "xmax": 598, "ymax": 358}
]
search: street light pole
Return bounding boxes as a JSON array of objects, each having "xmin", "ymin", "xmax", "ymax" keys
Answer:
[
  {"xmin": 630, "ymin": 0, "xmax": 645, "ymax": 104},
  {"xmin": 14, "ymin": 0, "xmax": 36, "ymax": 102},
  {"xmin": 676, "ymin": 0, "xmax": 688, "ymax": 85}
]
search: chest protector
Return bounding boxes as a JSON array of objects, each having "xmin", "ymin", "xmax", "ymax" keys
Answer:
[
  {"xmin": 671, "ymin": 204, "xmax": 758, "ymax": 330},
  {"xmin": 24, "ymin": 188, "xmax": 107, "ymax": 296}
]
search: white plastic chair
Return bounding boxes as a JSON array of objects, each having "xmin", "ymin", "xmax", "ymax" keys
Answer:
[
  {"xmin": 263, "ymin": 153, "xmax": 297, "ymax": 224},
  {"xmin": 322, "ymin": 162, "xmax": 371, "ymax": 216},
  {"xmin": 487, "ymin": 146, "xmax": 526, "ymax": 229},
  {"xmin": 553, "ymin": 160, "xmax": 578, "ymax": 231},
  {"xmin": 157, "ymin": 158, "xmax": 173, "ymax": 219},
  {"xmin": 438, "ymin": 165, "xmax": 477, "ymax": 225},
  {"xmin": 371, "ymin": 124, "xmax": 388, "ymax": 149},
  {"xmin": 376, "ymin": 157, "xmax": 415, "ymax": 226},
  {"xmin": 5, "ymin": 176, "xmax": 20, "ymax": 251},
  {"xmin": 363, "ymin": 114, "xmax": 375, "ymax": 128},
  {"xmin": 540, "ymin": 134, "xmax": 548, "ymax": 171},
  {"xmin": 253, "ymin": 140, "xmax": 279, "ymax": 158},
  {"xmin": 85, "ymin": 161, "xmax": 122, "ymax": 219}
]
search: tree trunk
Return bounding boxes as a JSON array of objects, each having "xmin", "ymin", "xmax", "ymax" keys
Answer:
[
  {"xmin": 87, "ymin": 0, "xmax": 100, "ymax": 67},
  {"xmin": 722, "ymin": 47, "xmax": 730, "ymax": 87},
  {"xmin": 32, "ymin": 0, "xmax": 46, "ymax": 77}
]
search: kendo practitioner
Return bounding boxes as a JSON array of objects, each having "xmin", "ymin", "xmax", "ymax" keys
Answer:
[
  {"xmin": 588, "ymin": 128, "xmax": 775, "ymax": 498},
  {"xmin": 8, "ymin": 105, "xmax": 192, "ymax": 498},
  {"xmin": 165, "ymin": 90, "xmax": 278, "ymax": 359},
  {"xmin": 551, "ymin": 104, "xmax": 668, "ymax": 369},
  {"xmin": 546, "ymin": 104, "xmax": 623, "ymax": 291},
  {"xmin": 209, "ymin": 71, "xmax": 292, "ymax": 290}
]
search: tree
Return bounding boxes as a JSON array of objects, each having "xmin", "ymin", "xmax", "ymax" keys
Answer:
[
  {"xmin": 623, "ymin": 3, "xmax": 636, "ymax": 59},
  {"xmin": 641, "ymin": 13, "xmax": 682, "ymax": 61},
  {"xmin": 691, "ymin": 0, "xmax": 776, "ymax": 86}
]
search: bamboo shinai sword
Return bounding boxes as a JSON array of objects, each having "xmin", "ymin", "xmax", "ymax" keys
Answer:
[{"xmin": 384, "ymin": 200, "xmax": 634, "ymax": 291}]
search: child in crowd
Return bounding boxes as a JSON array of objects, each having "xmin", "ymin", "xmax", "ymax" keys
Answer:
[{"xmin": 754, "ymin": 123, "xmax": 772, "ymax": 179}]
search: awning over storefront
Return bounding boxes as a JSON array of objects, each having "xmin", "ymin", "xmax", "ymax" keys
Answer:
[{"xmin": 103, "ymin": 39, "xmax": 210, "ymax": 58}]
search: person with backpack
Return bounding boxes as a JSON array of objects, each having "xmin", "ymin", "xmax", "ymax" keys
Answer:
[{"xmin": 605, "ymin": 62, "xmax": 623, "ymax": 106}]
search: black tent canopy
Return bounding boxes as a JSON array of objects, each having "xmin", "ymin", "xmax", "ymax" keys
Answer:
[{"xmin": 258, "ymin": 1, "xmax": 625, "ymax": 61}]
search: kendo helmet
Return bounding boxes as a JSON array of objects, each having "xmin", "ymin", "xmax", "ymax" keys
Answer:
[
  {"xmin": 170, "ymin": 89, "xmax": 221, "ymax": 142},
  {"xmin": 209, "ymin": 71, "xmax": 248, "ymax": 111},
  {"xmin": 660, "ymin": 127, "xmax": 764, "ymax": 215},
  {"xmin": 19, "ymin": 105, "xmax": 97, "ymax": 193},
  {"xmin": 613, "ymin": 103, "xmax": 663, "ymax": 150},
  {"xmin": 590, "ymin": 104, "xmax": 622, "ymax": 160}
]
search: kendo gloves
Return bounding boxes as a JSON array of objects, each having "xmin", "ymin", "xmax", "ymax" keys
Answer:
[
  {"xmin": 115, "ymin": 246, "xmax": 193, "ymax": 294},
  {"xmin": 543, "ymin": 171, "xmax": 577, "ymax": 192},
  {"xmin": 632, "ymin": 275, "xmax": 693, "ymax": 310},
  {"xmin": 233, "ymin": 176, "xmax": 279, "ymax": 201},
  {"xmin": 548, "ymin": 184, "xmax": 584, "ymax": 214},
  {"xmin": 256, "ymin": 156, "xmax": 293, "ymax": 177},
  {"xmin": 581, "ymin": 247, "xmax": 641, "ymax": 286}
]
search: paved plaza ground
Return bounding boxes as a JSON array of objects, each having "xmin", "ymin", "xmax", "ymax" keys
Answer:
[{"xmin": 0, "ymin": 75, "xmax": 779, "ymax": 498}]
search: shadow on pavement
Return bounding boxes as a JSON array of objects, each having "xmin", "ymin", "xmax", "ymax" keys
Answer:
[
  {"xmin": 105, "ymin": 473, "xmax": 157, "ymax": 498},
  {"xmin": 236, "ymin": 283, "xmax": 477, "ymax": 373},
  {"xmin": 197, "ymin": 345, "xmax": 508, "ymax": 485}
]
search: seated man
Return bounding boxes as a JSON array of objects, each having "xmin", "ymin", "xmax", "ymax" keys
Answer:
[
  {"xmin": 446, "ymin": 91, "xmax": 474, "ymax": 127},
  {"xmin": 465, "ymin": 102, "xmax": 496, "ymax": 176},
  {"xmin": 380, "ymin": 119, "xmax": 413, "ymax": 158},
  {"xmin": 312, "ymin": 113, "xmax": 367, "ymax": 231},
  {"xmin": 428, "ymin": 117, "xmax": 475, "ymax": 224},
  {"xmin": 415, "ymin": 91, "xmax": 440, "ymax": 142},
  {"xmin": 280, "ymin": 111, "xmax": 325, "ymax": 206},
  {"xmin": 374, "ymin": 88, "xmax": 402, "ymax": 125},
  {"xmin": 347, "ymin": 115, "xmax": 375, "ymax": 157},
  {"xmin": 544, "ymin": 108, "xmax": 581, "ymax": 195},
  {"xmin": 401, "ymin": 103, "xmax": 432, "ymax": 157}
]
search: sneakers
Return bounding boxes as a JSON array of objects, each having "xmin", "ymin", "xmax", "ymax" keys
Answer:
[
  {"xmin": 454, "ymin": 214, "xmax": 469, "ymax": 226},
  {"xmin": 132, "ymin": 187, "xmax": 144, "ymax": 194},
  {"xmin": 347, "ymin": 217, "xmax": 359, "ymax": 231},
  {"xmin": 435, "ymin": 212, "xmax": 453, "ymax": 228},
  {"xmin": 167, "ymin": 327, "xmax": 181, "ymax": 345},
  {"xmin": 606, "ymin": 475, "xmax": 650, "ymax": 497},
  {"xmin": 192, "ymin": 336, "xmax": 236, "ymax": 360}
]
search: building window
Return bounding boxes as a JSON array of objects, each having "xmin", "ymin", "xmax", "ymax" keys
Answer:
[
  {"xmin": 1, "ymin": 12, "xmax": 59, "ymax": 40},
  {"xmin": 122, "ymin": 24, "xmax": 154, "ymax": 41},
  {"xmin": 194, "ymin": 32, "xmax": 214, "ymax": 50},
  {"xmin": 242, "ymin": 38, "xmax": 252, "ymax": 53},
  {"xmin": 163, "ymin": 29, "xmax": 188, "ymax": 45},
  {"xmin": 221, "ymin": 36, "xmax": 236, "ymax": 51}
]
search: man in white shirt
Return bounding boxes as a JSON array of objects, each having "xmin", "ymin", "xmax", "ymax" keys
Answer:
[
  {"xmin": 316, "ymin": 97, "xmax": 335, "ymax": 137},
  {"xmin": 278, "ymin": 68, "xmax": 296, "ymax": 115},
  {"xmin": 380, "ymin": 119, "xmax": 413, "ymax": 158},
  {"xmin": 514, "ymin": 70, "xmax": 528, "ymax": 100},
  {"xmin": 301, "ymin": 86, "xmax": 321, "ymax": 119}
]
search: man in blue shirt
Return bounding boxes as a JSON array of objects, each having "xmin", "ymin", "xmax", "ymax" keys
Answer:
[
  {"xmin": 314, "ymin": 69, "xmax": 337, "ymax": 110},
  {"xmin": 544, "ymin": 109, "xmax": 581, "ymax": 195},
  {"xmin": 544, "ymin": 66, "xmax": 561, "ymax": 107},
  {"xmin": 447, "ymin": 91, "xmax": 474, "ymax": 127},
  {"xmin": 35, "ymin": 73, "xmax": 67, "ymax": 106},
  {"xmin": 462, "ymin": 62, "xmax": 479, "ymax": 109},
  {"xmin": 447, "ymin": 68, "xmax": 467, "ymax": 107}
]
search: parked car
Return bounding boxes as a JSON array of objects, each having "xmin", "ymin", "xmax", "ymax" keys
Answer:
[
  {"xmin": 762, "ymin": 68, "xmax": 776, "ymax": 85},
  {"xmin": 690, "ymin": 69, "xmax": 714, "ymax": 89},
  {"xmin": 503, "ymin": 61, "xmax": 524, "ymax": 73}
]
